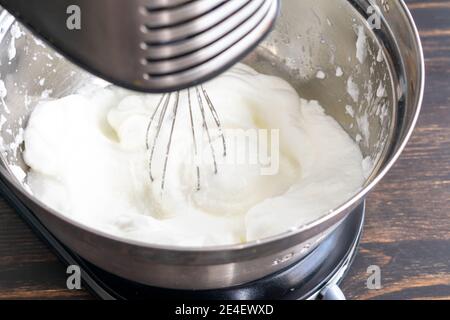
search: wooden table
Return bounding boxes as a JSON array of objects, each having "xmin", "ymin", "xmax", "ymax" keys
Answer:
[{"xmin": 0, "ymin": 0, "xmax": 449, "ymax": 300}]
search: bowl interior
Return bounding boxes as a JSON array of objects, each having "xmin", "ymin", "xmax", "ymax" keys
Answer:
[{"xmin": 0, "ymin": 0, "xmax": 397, "ymax": 228}]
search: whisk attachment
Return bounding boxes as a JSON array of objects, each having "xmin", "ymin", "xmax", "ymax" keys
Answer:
[
  {"xmin": 0, "ymin": 0, "xmax": 280, "ymax": 93},
  {"xmin": 146, "ymin": 86, "xmax": 226, "ymax": 193},
  {"xmin": 199, "ymin": 86, "xmax": 227, "ymax": 160}
]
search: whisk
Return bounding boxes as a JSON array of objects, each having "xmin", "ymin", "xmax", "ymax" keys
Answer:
[
  {"xmin": 0, "ymin": 0, "xmax": 280, "ymax": 192},
  {"xmin": 0, "ymin": 0, "xmax": 280, "ymax": 93},
  {"xmin": 145, "ymin": 85, "xmax": 227, "ymax": 192}
]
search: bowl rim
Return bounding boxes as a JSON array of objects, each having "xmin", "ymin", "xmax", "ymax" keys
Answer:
[{"xmin": 0, "ymin": 0, "xmax": 425, "ymax": 254}]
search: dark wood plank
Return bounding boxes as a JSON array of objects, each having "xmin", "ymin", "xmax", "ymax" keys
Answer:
[
  {"xmin": 0, "ymin": 0, "xmax": 449, "ymax": 300},
  {"xmin": 0, "ymin": 203, "xmax": 91, "ymax": 299}
]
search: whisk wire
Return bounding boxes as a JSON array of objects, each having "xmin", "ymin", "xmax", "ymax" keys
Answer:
[
  {"xmin": 161, "ymin": 91, "xmax": 180, "ymax": 192},
  {"xmin": 146, "ymin": 86, "xmax": 226, "ymax": 193},
  {"xmin": 148, "ymin": 93, "xmax": 171, "ymax": 182},
  {"xmin": 196, "ymin": 86, "xmax": 218, "ymax": 175},
  {"xmin": 188, "ymin": 88, "xmax": 201, "ymax": 191},
  {"xmin": 201, "ymin": 85, "xmax": 227, "ymax": 157},
  {"xmin": 145, "ymin": 94, "xmax": 166, "ymax": 150}
]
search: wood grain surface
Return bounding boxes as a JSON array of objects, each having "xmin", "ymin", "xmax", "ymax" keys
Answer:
[{"xmin": 0, "ymin": 0, "xmax": 449, "ymax": 300}]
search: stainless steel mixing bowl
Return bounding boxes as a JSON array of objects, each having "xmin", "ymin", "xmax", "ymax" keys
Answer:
[{"xmin": 0, "ymin": 0, "xmax": 423, "ymax": 290}]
